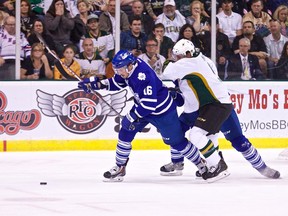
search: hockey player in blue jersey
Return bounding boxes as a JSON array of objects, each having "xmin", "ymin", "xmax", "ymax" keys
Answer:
[
  {"xmin": 161, "ymin": 39, "xmax": 280, "ymax": 179},
  {"xmin": 78, "ymin": 49, "xmax": 229, "ymax": 182}
]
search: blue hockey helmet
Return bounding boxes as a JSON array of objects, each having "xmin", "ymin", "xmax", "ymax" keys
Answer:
[{"xmin": 112, "ymin": 50, "xmax": 137, "ymax": 69}]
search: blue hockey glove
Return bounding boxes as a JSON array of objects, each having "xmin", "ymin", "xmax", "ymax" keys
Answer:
[
  {"xmin": 121, "ymin": 111, "xmax": 138, "ymax": 131},
  {"xmin": 78, "ymin": 76, "xmax": 99, "ymax": 93},
  {"xmin": 169, "ymin": 88, "xmax": 184, "ymax": 107}
]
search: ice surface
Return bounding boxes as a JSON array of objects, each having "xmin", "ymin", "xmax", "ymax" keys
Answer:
[{"xmin": 0, "ymin": 149, "xmax": 287, "ymax": 216}]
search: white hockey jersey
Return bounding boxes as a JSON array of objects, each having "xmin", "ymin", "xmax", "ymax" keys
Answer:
[
  {"xmin": 155, "ymin": 10, "xmax": 186, "ymax": 42},
  {"xmin": 79, "ymin": 33, "xmax": 114, "ymax": 59},
  {"xmin": 162, "ymin": 53, "xmax": 231, "ymax": 113}
]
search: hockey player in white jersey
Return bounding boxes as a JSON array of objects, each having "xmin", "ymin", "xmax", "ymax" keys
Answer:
[
  {"xmin": 161, "ymin": 39, "xmax": 280, "ymax": 179},
  {"xmin": 162, "ymin": 39, "xmax": 234, "ymax": 181}
]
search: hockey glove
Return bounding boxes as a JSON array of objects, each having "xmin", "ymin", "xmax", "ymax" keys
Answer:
[
  {"xmin": 121, "ymin": 111, "xmax": 138, "ymax": 131},
  {"xmin": 169, "ymin": 88, "xmax": 184, "ymax": 107},
  {"xmin": 78, "ymin": 76, "xmax": 99, "ymax": 93}
]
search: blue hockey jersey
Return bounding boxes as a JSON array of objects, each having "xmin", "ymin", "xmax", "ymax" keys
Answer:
[{"xmin": 105, "ymin": 58, "xmax": 174, "ymax": 118}]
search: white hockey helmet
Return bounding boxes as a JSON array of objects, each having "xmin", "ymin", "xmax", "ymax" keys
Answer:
[{"xmin": 172, "ymin": 39, "xmax": 196, "ymax": 57}]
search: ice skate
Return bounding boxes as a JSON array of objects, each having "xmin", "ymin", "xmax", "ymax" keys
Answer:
[
  {"xmin": 202, "ymin": 155, "xmax": 230, "ymax": 183},
  {"xmin": 103, "ymin": 165, "xmax": 126, "ymax": 182},
  {"xmin": 195, "ymin": 158, "xmax": 207, "ymax": 179},
  {"xmin": 160, "ymin": 162, "xmax": 184, "ymax": 176},
  {"xmin": 196, "ymin": 152, "xmax": 224, "ymax": 178},
  {"xmin": 257, "ymin": 165, "xmax": 280, "ymax": 179}
]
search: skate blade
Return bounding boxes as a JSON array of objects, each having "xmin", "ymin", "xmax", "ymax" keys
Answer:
[
  {"xmin": 206, "ymin": 170, "xmax": 230, "ymax": 183},
  {"xmin": 160, "ymin": 170, "xmax": 183, "ymax": 176},
  {"xmin": 103, "ymin": 176, "xmax": 124, "ymax": 182}
]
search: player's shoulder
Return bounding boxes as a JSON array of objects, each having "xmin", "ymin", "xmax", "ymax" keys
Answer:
[{"xmin": 133, "ymin": 62, "xmax": 156, "ymax": 81}]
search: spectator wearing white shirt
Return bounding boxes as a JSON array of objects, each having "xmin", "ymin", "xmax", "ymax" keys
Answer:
[
  {"xmin": 155, "ymin": 0, "xmax": 186, "ymax": 42},
  {"xmin": 217, "ymin": 0, "xmax": 242, "ymax": 45},
  {"xmin": 76, "ymin": 37, "xmax": 106, "ymax": 79},
  {"xmin": 264, "ymin": 19, "xmax": 288, "ymax": 79}
]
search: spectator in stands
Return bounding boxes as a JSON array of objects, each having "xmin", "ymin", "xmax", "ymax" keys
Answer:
[
  {"xmin": 215, "ymin": 18, "xmax": 233, "ymax": 80},
  {"xmin": 0, "ymin": 16, "xmax": 31, "ymax": 80},
  {"xmin": 264, "ymin": 19, "xmax": 288, "ymax": 79},
  {"xmin": 177, "ymin": 23, "xmax": 205, "ymax": 54},
  {"xmin": 99, "ymin": 0, "xmax": 129, "ymax": 37},
  {"xmin": 151, "ymin": 23, "xmax": 174, "ymax": 59},
  {"xmin": 274, "ymin": 41, "xmax": 288, "ymax": 80},
  {"xmin": 186, "ymin": 0, "xmax": 210, "ymax": 34},
  {"xmin": 155, "ymin": 0, "xmax": 186, "ymax": 43},
  {"xmin": 273, "ymin": 5, "xmax": 288, "ymax": 37},
  {"xmin": 138, "ymin": 37, "xmax": 165, "ymax": 78},
  {"xmin": 227, "ymin": 38, "xmax": 264, "ymax": 80},
  {"xmin": 20, "ymin": 42, "xmax": 53, "ymax": 80},
  {"xmin": 79, "ymin": 14, "xmax": 114, "ymax": 65},
  {"xmin": 243, "ymin": 0, "xmax": 271, "ymax": 38},
  {"xmin": 45, "ymin": 0, "xmax": 75, "ymax": 57},
  {"xmin": 75, "ymin": 0, "xmax": 90, "ymax": 25},
  {"xmin": 120, "ymin": 15, "xmax": 148, "ymax": 57},
  {"xmin": 28, "ymin": 18, "xmax": 57, "ymax": 55},
  {"xmin": 143, "ymin": 0, "xmax": 164, "ymax": 21},
  {"xmin": 76, "ymin": 38, "xmax": 106, "ymax": 79},
  {"xmin": 217, "ymin": 0, "xmax": 242, "ymax": 45},
  {"xmin": 21, "ymin": 0, "xmax": 38, "ymax": 38},
  {"xmin": 27, "ymin": 18, "xmax": 57, "ymax": 66},
  {"xmin": 232, "ymin": 21, "xmax": 268, "ymax": 77},
  {"xmin": 70, "ymin": 0, "xmax": 90, "ymax": 44},
  {"xmin": 0, "ymin": 0, "xmax": 14, "ymax": 16},
  {"xmin": 186, "ymin": 1, "xmax": 211, "ymax": 56},
  {"xmin": 54, "ymin": 44, "xmax": 81, "ymax": 80},
  {"xmin": 128, "ymin": 0, "xmax": 154, "ymax": 36}
]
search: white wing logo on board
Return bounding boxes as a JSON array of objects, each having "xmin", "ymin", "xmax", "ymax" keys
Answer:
[
  {"xmin": 36, "ymin": 89, "xmax": 128, "ymax": 134},
  {"xmin": 36, "ymin": 90, "xmax": 68, "ymax": 117}
]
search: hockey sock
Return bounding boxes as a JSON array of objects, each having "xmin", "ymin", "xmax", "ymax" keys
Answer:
[
  {"xmin": 207, "ymin": 133, "xmax": 219, "ymax": 149},
  {"xmin": 190, "ymin": 127, "xmax": 220, "ymax": 168},
  {"xmin": 179, "ymin": 142, "xmax": 202, "ymax": 165},
  {"xmin": 241, "ymin": 145, "xmax": 265, "ymax": 170},
  {"xmin": 116, "ymin": 139, "xmax": 132, "ymax": 166},
  {"xmin": 171, "ymin": 147, "xmax": 185, "ymax": 163}
]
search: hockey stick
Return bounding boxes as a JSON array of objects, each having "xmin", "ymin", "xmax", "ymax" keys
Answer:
[{"xmin": 35, "ymin": 33, "xmax": 122, "ymax": 117}]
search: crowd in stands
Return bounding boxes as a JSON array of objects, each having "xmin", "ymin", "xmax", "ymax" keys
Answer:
[{"xmin": 0, "ymin": 0, "xmax": 288, "ymax": 81}]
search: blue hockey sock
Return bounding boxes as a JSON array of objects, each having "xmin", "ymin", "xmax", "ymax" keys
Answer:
[
  {"xmin": 179, "ymin": 142, "xmax": 202, "ymax": 165},
  {"xmin": 171, "ymin": 147, "xmax": 185, "ymax": 163},
  {"xmin": 116, "ymin": 139, "xmax": 132, "ymax": 166},
  {"xmin": 241, "ymin": 145, "xmax": 266, "ymax": 170}
]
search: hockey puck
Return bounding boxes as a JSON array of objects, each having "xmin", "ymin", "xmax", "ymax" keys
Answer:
[{"xmin": 40, "ymin": 182, "xmax": 47, "ymax": 185}]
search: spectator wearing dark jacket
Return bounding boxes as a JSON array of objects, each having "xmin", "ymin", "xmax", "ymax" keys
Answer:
[
  {"xmin": 44, "ymin": 0, "xmax": 75, "ymax": 56},
  {"xmin": 120, "ymin": 15, "xmax": 148, "ymax": 56},
  {"xmin": 128, "ymin": 0, "xmax": 154, "ymax": 36},
  {"xmin": 227, "ymin": 38, "xmax": 264, "ymax": 80}
]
